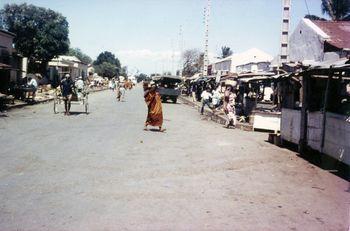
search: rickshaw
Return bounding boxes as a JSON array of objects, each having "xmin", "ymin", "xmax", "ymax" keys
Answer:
[{"xmin": 53, "ymin": 86, "xmax": 89, "ymax": 114}]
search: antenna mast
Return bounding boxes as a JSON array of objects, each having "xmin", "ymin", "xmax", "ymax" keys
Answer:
[{"xmin": 203, "ymin": 0, "xmax": 210, "ymax": 76}]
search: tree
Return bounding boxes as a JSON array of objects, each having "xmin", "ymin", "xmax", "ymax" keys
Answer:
[
  {"xmin": 94, "ymin": 62, "xmax": 117, "ymax": 78},
  {"xmin": 67, "ymin": 47, "xmax": 92, "ymax": 64},
  {"xmin": 221, "ymin": 46, "xmax": 233, "ymax": 58},
  {"xmin": 120, "ymin": 66, "xmax": 128, "ymax": 77},
  {"xmin": 93, "ymin": 51, "xmax": 120, "ymax": 67},
  {"xmin": 163, "ymin": 71, "xmax": 172, "ymax": 76},
  {"xmin": 321, "ymin": 0, "xmax": 350, "ymax": 21},
  {"xmin": 93, "ymin": 51, "xmax": 121, "ymax": 78},
  {"xmin": 182, "ymin": 49, "xmax": 203, "ymax": 77},
  {"xmin": 135, "ymin": 73, "xmax": 148, "ymax": 83},
  {"xmin": 304, "ymin": 14, "xmax": 327, "ymax": 21},
  {"xmin": 0, "ymin": 3, "xmax": 70, "ymax": 73}
]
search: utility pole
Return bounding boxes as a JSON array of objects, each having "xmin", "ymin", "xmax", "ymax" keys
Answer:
[
  {"xmin": 171, "ymin": 39, "xmax": 174, "ymax": 76},
  {"xmin": 203, "ymin": 0, "xmax": 210, "ymax": 76},
  {"xmin": 178, "ymin": 25, "xmax": 184, "ymax": 77},
  {"xmin": 279, "ymin": 0, "xmax": 291, "ymax": 65}
]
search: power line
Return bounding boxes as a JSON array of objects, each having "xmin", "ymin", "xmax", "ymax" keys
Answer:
[{"xmin": 304, "ymin": 0, "xmax": 310, "ymax": 15}]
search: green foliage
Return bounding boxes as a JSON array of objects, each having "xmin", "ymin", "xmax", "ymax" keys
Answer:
[
  {"xmin": 93, "ymin": 51, "xmax": 121, "ymax": 78},
  {"xmin": 221, "ymin": 46, "xmax": 233, "ymax": 58},
  {"xmin": 321, "ymin": 0, "xmax": 350, "ymax": 20},
  {"xmin": 120, "ymin": 66, "xmax": 128, "ymax": 77},
  {"xmin": 94, "ymin": 62, "xmax": 117, "ymax": 78},
  {"xmin": 163, "ymin": 71, "xmax": 172, "ymax": 76},
  {"xmin": 93, "ymin": 51, "xmax": 120, "ymax": 67},
  {"xmin": 67, "ymin": 47, "xmax": 92, "ymax": 64},
  {"xmin": 0, "ymin": 3, "xmax": 69, "ymax": 72},
  {"xmin": 136, "ymin": 73, "xmax": 148, "ymax": 83},
  {"xmin": 304, "ymin": 14, "xmax": 327, "ymax": 21}
]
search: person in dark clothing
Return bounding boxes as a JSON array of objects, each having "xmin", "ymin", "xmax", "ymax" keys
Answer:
[{"xmin": 60, "ymin": 74, "xmax": 73, "ymax": 115}]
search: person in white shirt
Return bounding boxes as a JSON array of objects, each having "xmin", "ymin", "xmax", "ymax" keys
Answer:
[
  {"xmin": 75, "ymin": 77, "xmax": 85, "ymax": 99},
  {"xmin": 28, "ymin": 77, "xmax": 38, "ymax": 89},
  {"xmin": 200, "ymin": 87, "xmax": 212, "ymax": 115},
  {"xmin": 27, "ymin": 77, "xmax": 38, "ymax": 100},
  {"xmin": 212, "ymin": 86, "xmax": 222, "ymax": 108},
  {"xmin": 75, "ymin": 77, "xmax": 84, "ymax": 91}
]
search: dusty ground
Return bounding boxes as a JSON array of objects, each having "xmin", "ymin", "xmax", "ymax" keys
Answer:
[{"xmin": 0, "ymin": 87, "xmax": 349, "ymax": 231}]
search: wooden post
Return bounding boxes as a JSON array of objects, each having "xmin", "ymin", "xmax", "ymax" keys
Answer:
[
  {"xmin": 299, "ymin": 72, "xmax": 310, "ymax": 154},
  {"xmin": 320, "ymin": 68, "xmax": 333, "ymax": 153}
]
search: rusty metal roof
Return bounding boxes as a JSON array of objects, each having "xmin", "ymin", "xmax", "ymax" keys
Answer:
[{"xmin": 312, "ymin": 20, "xmax": 350, "ymax": 50}]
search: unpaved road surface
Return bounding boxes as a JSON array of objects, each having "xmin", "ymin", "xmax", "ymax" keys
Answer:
[{"xmin": 0, "ymin": 88, "xmax": 349, "ymax": 230}]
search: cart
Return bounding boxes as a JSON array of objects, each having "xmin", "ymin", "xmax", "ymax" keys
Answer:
[{"xmin": 53, "ymin": 87, "xmax": 89, "ymax": 114}]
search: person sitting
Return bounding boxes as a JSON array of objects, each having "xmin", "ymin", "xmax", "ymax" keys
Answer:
[
  {"xmin": 27, "ymin": 76, "xmax": 38, "ymax": 101},
  {"xmin": 75, "ymin": 77, "xmax": 85, "ymax": 98}
]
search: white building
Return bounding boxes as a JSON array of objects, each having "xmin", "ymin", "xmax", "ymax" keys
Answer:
[
  {"xmin": 48, "ymin": 55, "xmax": 88, "ymax": 81},
  {"xmin": 212, "ymin": 48, "xmax": 273, "ymax": 75},
  {"xmin": 289, "ymin": 18, "xmax": 350, "ymax": 63}
]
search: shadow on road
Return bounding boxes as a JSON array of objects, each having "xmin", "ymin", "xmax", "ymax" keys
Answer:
[
  {"xmin": 145, "ymin": 128, "xmax": 167, "ymax": 133},
  {"xmin": 266, "ymin": 139, "xmax": 349, "ymax": 181},
  {"xmin": 67, "ymin": 111, "xmax": 89, "ymax": 116}
]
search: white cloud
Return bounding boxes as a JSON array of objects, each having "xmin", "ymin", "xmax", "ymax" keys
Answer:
[
  {"xmin": 117, "ymin": 49, "xmax": 181, "ymax": 62},
  {"xmin": 115, "ymin": 49, "xmax": 217, "ymax": 74}
]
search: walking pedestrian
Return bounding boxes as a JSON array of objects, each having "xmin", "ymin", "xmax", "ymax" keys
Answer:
[
  {"xmin": 117, "ymin": 83, "xmax": 126, "ymax": 102},
  {"xmin": 224, "ymin": 85, "xmax": 237, "ymax": 128},
  {"xmin": 200, "ymin": 87, "xmax": 212, "ymax": 115},
  {"xmin": 60, "ymin": 74, "xmax": 73, "ymax": 115},
  {"xmin": 143, "ymin": 82, "xmax": 165, "ymax": 132},
  {"xmin": 212, "ymin": 86, "xmax": 222, "ymax": 109},
  {"xmin": 191, "ymin": 83, "xmax": 197, "ymax": 102}
]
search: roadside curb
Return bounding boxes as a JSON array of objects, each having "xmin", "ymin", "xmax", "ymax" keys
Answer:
[
  {"xmin": 179, "ymin": 95, "xmax": 253, "ymax": 131},
  {"xmin": 4, "ymin": 87, "xmax": 108, "ymax": 111}
]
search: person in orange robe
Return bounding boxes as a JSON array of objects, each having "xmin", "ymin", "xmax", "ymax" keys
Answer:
[{"xmin": 143, "ymin": 83, "xmax": 165, "ymax": 132}]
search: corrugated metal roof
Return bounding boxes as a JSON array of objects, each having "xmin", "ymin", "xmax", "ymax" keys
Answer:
[
  {"xmin": 0, "ymin": 29, "xmax": 15, "ymax": 37},
  {"xmin": 312, "ymin": 20, "xmax": 350, "ymax": 50}
]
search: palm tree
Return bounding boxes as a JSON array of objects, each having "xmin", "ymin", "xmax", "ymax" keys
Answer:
[
  {"xmin": 221, "ymin": 46, "xmax": 233, "ymax": 58},
  {"xmin": 321, "ymin": 0, "xmax": 350, "ymax": 21}
]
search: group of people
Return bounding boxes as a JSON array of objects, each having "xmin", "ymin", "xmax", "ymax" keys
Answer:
[
  {"xmin": 109, "ymin": 78, "xmax": 134, "ymax": 102},
  {"xmin": 199, "ymin": 84, "xmax": 237, "ymax": 128}
]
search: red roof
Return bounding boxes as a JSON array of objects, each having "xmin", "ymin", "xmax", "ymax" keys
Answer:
[{"xmin": 312, "ymin": 20, "xmax": 350, "ymax": 50}]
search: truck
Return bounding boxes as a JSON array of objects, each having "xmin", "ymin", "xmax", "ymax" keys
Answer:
[{"xmin": 152, "ymin": 75, "xmax": 182, "ymax": 103}]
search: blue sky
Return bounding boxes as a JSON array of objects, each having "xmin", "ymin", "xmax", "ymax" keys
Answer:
[{"xmin": 2, "ymin": 0, "xmax": 326, "ymax": 74}]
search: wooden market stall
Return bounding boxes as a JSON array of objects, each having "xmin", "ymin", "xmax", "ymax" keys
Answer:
[
  {"xmin": 280, "ymin": 59, "xmax": 350, "ymax": 166},
  {"xmin": 234, "ymin": 72, "xmax": 282, "ymax": 132}
]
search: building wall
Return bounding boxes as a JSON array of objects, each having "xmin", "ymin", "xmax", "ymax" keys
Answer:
[
  {"xmin": 289, "ymin": 19, "xmax": 326, "ymax": 62},
  {"xmin": 236, "ymin": 62, "xmax": 270, "ymax": 73},
  {"xmin": 0, "ymin": 31, "xmax": 20, "ymax": 91},
  {"xmin": 214, "ymin": 60, "xmax": 231, "ymax": 72},
  {"xmin": 0, "ymin": 32, "xmax": 14, "ymax": 55}
]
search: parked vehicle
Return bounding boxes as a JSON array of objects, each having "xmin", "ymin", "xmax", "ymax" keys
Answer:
[{"xmin": 153, "ymin": 75, "xmax": 182, "ymax": 103}]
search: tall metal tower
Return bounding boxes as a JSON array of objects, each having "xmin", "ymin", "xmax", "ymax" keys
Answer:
[
  {"xmin": 203, "ymin": 0, "xmax": 210, "ymax": 76},
  {"xmin": 279, "ymin": 0, "xmax": 291, "ymax": 64},
  {"xmin": 178, "ymin": 25, "xmax": 184, "ymax": 77}
]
